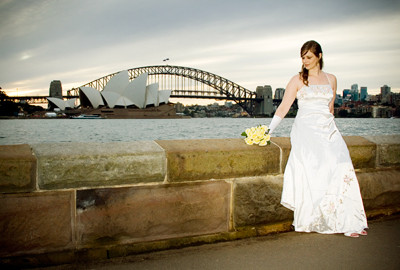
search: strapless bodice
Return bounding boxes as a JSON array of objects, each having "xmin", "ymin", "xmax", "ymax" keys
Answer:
[
  {"xmin": 297, "ymin": 84, "xmax": 333, "ymax": 102},
  {"xmin": 296, "ymin": 84, "xmax": 333, "ymax": 115}
]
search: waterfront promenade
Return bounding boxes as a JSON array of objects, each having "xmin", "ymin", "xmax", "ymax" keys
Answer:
[
  {"xmin": 1, "ymin": 135, "xmax": 399, "ymax": 268},
  {"xmin": 40, "ymin": 214, "xmax": 400, "ymax": 270}
]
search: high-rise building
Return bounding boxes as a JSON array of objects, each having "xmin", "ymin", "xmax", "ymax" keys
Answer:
[
  {"xmin": 49, "ymin": 80, "xmax": 62, "ymax": 99},
  {"xmin": 274, "ymin": 88, "xmax": 285, "ymax": 99},
  {"xmin": 381, "ymin": 85, "xmax": 391, "ymax": 95},
  {"xmin": 381, "ymin": 85, "xmax": 391, "ymax": 103},
  {"xmin": 343, "ymin": 89, "xmax": 350, "ymax": 99},
  {"xmin": 360, "ymin": 87, "xmax": 368, "ymax": 101},
  {"xmin": 334, "ymin": 94, "xmax": 343, "ymax": 106},
  {"xmin": 351, "ymin": 84, "xmax": 359, "ymax": 101}
]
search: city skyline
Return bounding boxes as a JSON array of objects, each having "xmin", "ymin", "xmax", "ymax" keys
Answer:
[{"xmin": 1, "ymin": 0, "xmax": 399, "ymax": 105}]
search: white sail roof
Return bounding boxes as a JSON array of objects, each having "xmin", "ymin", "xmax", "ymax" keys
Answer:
[
  {"xmin": 103, "ymin": 70, "xmax": 130, "ymax": 94},
  {"xmin": 158, "ymin": 90, "xmax": 171, "ymax": 104},
  {"xmin": 66, "ymin": 98, "xmax": 77, "ymax": 108},
  {"xmin": 115, "ymin": 96, "xmax": 134, "ymax": 108},
  {"xmin": 123, "ymin": 73, "xmax": 148, "ymax": 109},
  {"xmin": 102, "ymin": 91, "xmax": 135, "ymax": 108},
  {"xmin": 145, "ymin": 83, "xmax": 159, "ymax": 107},
  {"xmin": 80, "ymin": 87, "xmax": 104, "ymax": 108},
  {"xmin": 78, "ymin": 70, "xmax": 170, "ymax": 110},
  {"xmin": 47, "ymin": 97, "xmax": 68, "ymax": 110},
  {"xmin": 101, "ymin": 91, "xmax": 121, "ymax": 108}
]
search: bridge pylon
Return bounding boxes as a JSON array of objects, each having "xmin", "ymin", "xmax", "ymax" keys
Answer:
[{"xmin": 254, "ymin": 85, "xmax": 274, "ymax": 117}]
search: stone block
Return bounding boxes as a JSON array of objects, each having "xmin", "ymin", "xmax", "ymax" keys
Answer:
[
  {"xmin": 32, "ymin": 141, "xmax": 166, "ymax": 189},
  {"xmin": 76, "ymin": 181, "xmax": 230, "ymax": 246},
  {"xmin": 233, "ymin": 176, "xmax": 292, "ymax": 228},
  {"xmin": 364, "ymin": 135, "xmax": 400, "ymax": 167},
  {"xmin": 270, "ymin": 137, "xmax": 291, "ymax": 172},
  {"xmin": 343, "ymin": 136, "xmax": 376, "ymax": 169},
  {"xmin": 0, "ymin": 191, "xmax": 74, "ymax": 257},
  {"xmin": 357, "ymin": 169, "xmax": 400, "ymax": 210},
  {"xmin": 0, "ymin": 144, "xmax": 36, "ymax": 193},
  {"xmin": 156, "ymin": 138, "xmax": 280, "ymax": 182}
]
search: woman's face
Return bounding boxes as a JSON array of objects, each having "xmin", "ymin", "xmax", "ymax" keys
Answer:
[{"xmin": 302, "ymin": 50, "xmax": 320, "ymax": 70}]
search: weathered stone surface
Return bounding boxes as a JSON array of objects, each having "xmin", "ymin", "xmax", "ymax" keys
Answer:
[
  {"xmin": 156, "ymin": 138, "xmax": 280, "ymax": 182},
  {"xmin": 343, "ymin": 136, "xmax": 376, "ymax": 169},
  {"xmin": 32, "ymin": 141, "xmax": 166, "ymax": 189},
  {"xmin": 233, "ymin": 176, "xmax": 292, "ymax": 228},
  {"xmin": 0, "ymin": 144, "xmax": 36, "ymax": 193},
  {"xmin": 363, "ymin": 135, "xmax": 400, "ymax": 167},
  {"xmin": 76, "ymin": 181, "xmax": 231, "ymax": 246},
  {"xmin": 270, "ymin": 137, "xmax": 291, "ymax": 173},
  {"xmin": 357, "ymin": 169, "xmax": 400, "ymax": 210},
  {"xmin": 0, "ymin": 191, "xmax": 74, "ymax": 257}
]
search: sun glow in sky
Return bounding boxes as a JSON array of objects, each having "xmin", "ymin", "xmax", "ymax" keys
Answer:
[{"xmin": 1, "ymin": 0, "xmax": 399, "ymax": 104}]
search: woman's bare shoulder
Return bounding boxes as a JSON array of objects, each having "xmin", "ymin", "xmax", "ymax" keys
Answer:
[
  {"xmin": 325, "ymin": 72, "xmax": 337, "ymax": 82},
  {"xmin": 288, "ymin": 74, "xmax": 303, "ymax": 88},
  {"xmin": 291, "ymin": 73, "xmax": 302, "ymax": 81}
]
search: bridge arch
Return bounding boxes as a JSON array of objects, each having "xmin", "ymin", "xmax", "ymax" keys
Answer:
[{"xmin": 68, "ymin": 65, "xmax": 259, "ymax": 115}]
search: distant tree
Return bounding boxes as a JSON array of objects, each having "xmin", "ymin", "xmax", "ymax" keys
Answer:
[
  {"xmin": 0, "ymin": 88, "xmax": 8, "ymax": 102},
  {"xmin": 338, "ymin": 110, "xmax": 348, "ymax": 117},
  {"xmin": 0, "ymin": 100, "xmax": 18, "ymax": 117},
  {"xmin": 0, "ymin": 89, "xmax": 44, "ymax": 116},
  {"xmin": 394, "ymin": 107, "xmax": 400, "ymax": 117},
  {"xmin": 23, "ymin": 104, "xmax": 45, "ymax": 114},
  {"xmin": 183, "ymin": 108, "xmax": 190, "ymax": 116}
]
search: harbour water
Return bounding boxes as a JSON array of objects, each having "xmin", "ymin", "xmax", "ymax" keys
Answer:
[{"xmin": 0, "ymin": 118, "xmax": 399, "ymax": 145}]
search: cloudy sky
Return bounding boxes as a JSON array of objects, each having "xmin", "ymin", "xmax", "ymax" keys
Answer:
[{"xmin": 1, "ymin": 0, "xmax": 399, "ymax": 103}]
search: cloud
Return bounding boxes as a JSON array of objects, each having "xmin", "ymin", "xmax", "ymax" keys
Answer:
[{"xmin": 1, "ymin": 0, "xmax": 399, "ymax": 97}]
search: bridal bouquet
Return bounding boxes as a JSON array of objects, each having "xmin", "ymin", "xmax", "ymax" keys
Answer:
[{"xmin": 241, "ymin": 125, "xmax": 271, "ymax": 146}]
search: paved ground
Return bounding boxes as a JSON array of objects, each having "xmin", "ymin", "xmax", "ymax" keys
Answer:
[{"xmin": 40, "ymin": 214, "xmax": 400, "ymax": 270}]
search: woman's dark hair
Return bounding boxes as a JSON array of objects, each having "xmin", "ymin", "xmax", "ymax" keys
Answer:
[{"xmin": 299, "ymin": 40, "xmax": 323, "ymax": 86}]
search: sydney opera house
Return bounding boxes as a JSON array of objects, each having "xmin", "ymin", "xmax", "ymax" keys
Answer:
[{"xmin": 47, "ymin": 71, "xmax": 179, "ymax": 118}]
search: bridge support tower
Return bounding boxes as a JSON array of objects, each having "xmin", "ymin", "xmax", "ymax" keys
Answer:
[
  {"xmin": 254, "ymin": 85, "xmax": 274, "ymax": 117},
  {"xmin": 49, "ymin": 80, "xmax": 63, "ymax": 99}
]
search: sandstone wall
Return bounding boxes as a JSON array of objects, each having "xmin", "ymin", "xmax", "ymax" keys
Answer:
[{"xmin": 1, "ymin": 135, "xmax": 399, "ymax": 267}]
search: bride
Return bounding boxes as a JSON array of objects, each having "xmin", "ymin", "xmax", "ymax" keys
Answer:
[{"xmin": 268, "ymin": 40, "xmax": 368, "ymax": 238}]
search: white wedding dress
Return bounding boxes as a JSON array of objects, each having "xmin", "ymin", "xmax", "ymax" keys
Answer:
[{"xmin": 281, "ymin": 74, "xmax": 368, "ymax": 234}]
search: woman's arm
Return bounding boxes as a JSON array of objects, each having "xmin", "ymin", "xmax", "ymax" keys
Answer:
[
  {"xmin": 274, "ymin": 75, "xmax": 300, "ymax": 118},
  {"xmin": 328, "ymin": 74, "xmax": 337, "ymax": 114},
  {"xmin": 268, "ymin": 75, "xmax": 300, "ymax": 134}
]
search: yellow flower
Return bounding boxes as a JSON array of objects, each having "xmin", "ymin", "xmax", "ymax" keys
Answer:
[
  {"xmin": 259, "ymin": 139, "xmax": 268, "ymax": 146},
  {"xmin": 245, "ymin": 137, "xmax": 253, "ymax": 145},
  {"xmin": 242, "ymin": 124, "xmax": 271, "ymax": 147},
  {"xmin": 255, "ymin": 129, "xmax": 263, "ymax": 137}
]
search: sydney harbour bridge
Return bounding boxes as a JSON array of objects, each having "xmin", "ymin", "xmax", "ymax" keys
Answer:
[{"xmin": 11, "ymin": 65, "xmax": 280, "ymax": 116}]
